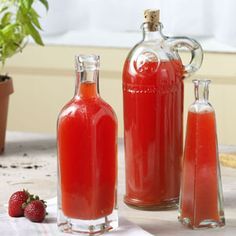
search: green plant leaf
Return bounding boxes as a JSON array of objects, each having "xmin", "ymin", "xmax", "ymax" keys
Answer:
[
  {"xmin": 30, "ymin": 7, "xmax": 39, "ymax": 18},
  {"xmin": 2, "ymin": 24, "xmax": 17, "ymax": 36},
  {"xmin": 21, "ymin": 0, "xmax": 34, "ymax": 9},
  {"xmin": 0, "ymin": 0, "xmax": 46, "ymax": 68},
  {"xmin": 19, "ymin": 4, "xmax": 28, "ymax": 15},
  {"xmin": 0, "ymin": 6, "xmax": 8, "ymax": 14},
  {"xmin": 29, "ymin": 8, "xmax": 41, "ymax": 29},
  {"xmin": 4, "ymin": 41, "xmax": 19, "ymax": 57},
  {"xmin": 1, "ymin": 12, "xmax": 12, "ymax": 26},
  {"xmin": 39, "ymin": 0, "xmax": 49, "ymax": 11},
  {"xmin": 25, "ymin": 21, "xmax": 44, "ymax": 45},
  {"xmin": 0, "ymin": 30, "xmax": 5, "ymax": 42}
]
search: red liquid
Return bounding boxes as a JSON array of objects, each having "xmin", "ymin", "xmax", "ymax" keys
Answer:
[
  {"xmin": 180, "ymin": 111, "xmax": 219, "ymax": 227},
  {"xmin": 123, "ymin": 59, "xmax": 184, "ymax": 207},
  {"xmin": 57, "ymin": 83, "xmax": 117, "ymax": 220}
]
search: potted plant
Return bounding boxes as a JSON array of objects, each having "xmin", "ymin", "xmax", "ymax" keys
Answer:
[{"xmin": 0, "ymin": 0, "xmax": 48, "ymax": 154}]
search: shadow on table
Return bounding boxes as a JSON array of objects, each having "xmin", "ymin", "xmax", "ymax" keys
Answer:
[{"xmin": 45, "ymin": 216, "xmax": 57, "ymax": 224}]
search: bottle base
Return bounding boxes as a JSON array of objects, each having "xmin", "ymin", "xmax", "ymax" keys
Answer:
[
  {"xmin": 124, "ymin": 196, "xmax": 178, "ymax": 211},
  {"xmin": 57, "ymin": 209, "xmax": 118, "ymax": 235},
  {"xmin": 178, "ymin": 216, "xmax": 225, "ymax": 229}
]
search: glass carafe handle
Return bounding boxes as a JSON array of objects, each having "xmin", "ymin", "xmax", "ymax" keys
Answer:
[{"xmin": 166, "ymin": 37, "xmax": 203, "ymax": 77}]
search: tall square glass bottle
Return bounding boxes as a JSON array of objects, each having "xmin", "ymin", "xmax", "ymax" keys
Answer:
[
  {"xmin": 57, "ymin": 55, "xmax": 118, "ymax": 234},
  {"xmin": 179, "ymin": 80, "xmax": 225, "ymax": 229}
]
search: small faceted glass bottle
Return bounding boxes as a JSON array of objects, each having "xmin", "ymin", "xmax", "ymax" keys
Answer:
[
  {"xmin": 179, "ymin": 80, "xmax": 225, "ymax": 229},
  {"xmin": 57, "ymin": 55, "xmax": 118, "ymax": 234},
  {"xmin": 123, "ymin": 9, "xmax": 203, "ymax": 210}
]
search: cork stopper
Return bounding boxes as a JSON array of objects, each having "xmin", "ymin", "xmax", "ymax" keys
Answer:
[{"xmin": 144, "ymin": 9, "xmax": 160, "ymax": 31}]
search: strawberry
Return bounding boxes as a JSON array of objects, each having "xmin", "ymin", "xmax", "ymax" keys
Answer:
[
  {"xmin": 8, "ymin": 190, "xmax": 30, "ymax": 217},
  {"xmin": 24, "ymin": 199, "xmax": 47, "ymax": 223}
]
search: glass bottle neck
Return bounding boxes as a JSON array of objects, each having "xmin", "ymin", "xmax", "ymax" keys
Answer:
[
  {"xmin": 142, "ymin": 22, "xmax": 165, "ymax": 41},
  {"xmin": 75, "ymin": 70, "xmax": 99, "ymax": 98},
  {"xmin": 75, "ymin": 55, "xmax": 100, "ymax": 99},
  {"xmin": 193, "ymin": 80, "xmax": 210, "ymax": 103}
]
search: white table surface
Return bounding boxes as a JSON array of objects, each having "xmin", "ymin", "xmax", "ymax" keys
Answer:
[{"xmin": 0, "ymin": 132, "xmax": 236, "ymax": 235}]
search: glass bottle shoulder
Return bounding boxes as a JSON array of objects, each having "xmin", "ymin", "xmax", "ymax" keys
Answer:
[
  {"xmin": 58, "ymin": 96, "xmax": 117, "ymax": 124},
  {"xmin": 126, "ymin": 39, "xmax": 180, "ymax": 63},
  {"xmin": 123, "ymin": 39, "xmax": 184, "ymax": 85},
  {"xmin": 188, "ymin": 101, "xmax": 215, "ymax": 114}
]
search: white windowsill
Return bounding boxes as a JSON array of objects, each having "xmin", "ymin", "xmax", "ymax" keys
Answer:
[{"xmin": 37, "ymin": 30, "xmax": 236, "ymax": 53}]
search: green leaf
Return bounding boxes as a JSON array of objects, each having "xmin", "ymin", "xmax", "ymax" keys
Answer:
[
  {"xmin": 16, "ymin": 6, "xmax": 25, "ymax": 23},
  {"xmin": 0, "ymin": 6, "xmax": 8, "ymax": 14},
  {"xmin": 25, "ymin": 22, "xmax": 44, "ymax": 46},
  {"xmin": 21, "ymin": 0, "xmax": 34, "ymax": 9},
  {"xmin": 0, "ymin": 0, "xmax": 46, "ymax": 68},
  {"xmin": 1, "ymin": 12, "xmax": 12, "ymax": 26},
  {"xmin": 29, "ymin": 8, "xmax": 41, "ymax": 29},
  {"xmin": 30, "ymin": 7, "xmax": 40, "ymax": 18},
  {"xmin": 39, "ymin": 0, "xmax": 49, "ymax": 11},
  {"xmin": 4, "ymin": 41, "xmax": 19, "ymax": 57},
  {"xmin": 0, "ymin": 30, "xmax": 5, "ymax": 42},
  {"xmin": 2, "ymin": 24, "xmax": 17, "ymax": 37},
  {"xmin": 28, "ymin": 0, "xmax": 34, "ymax": 8}
]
